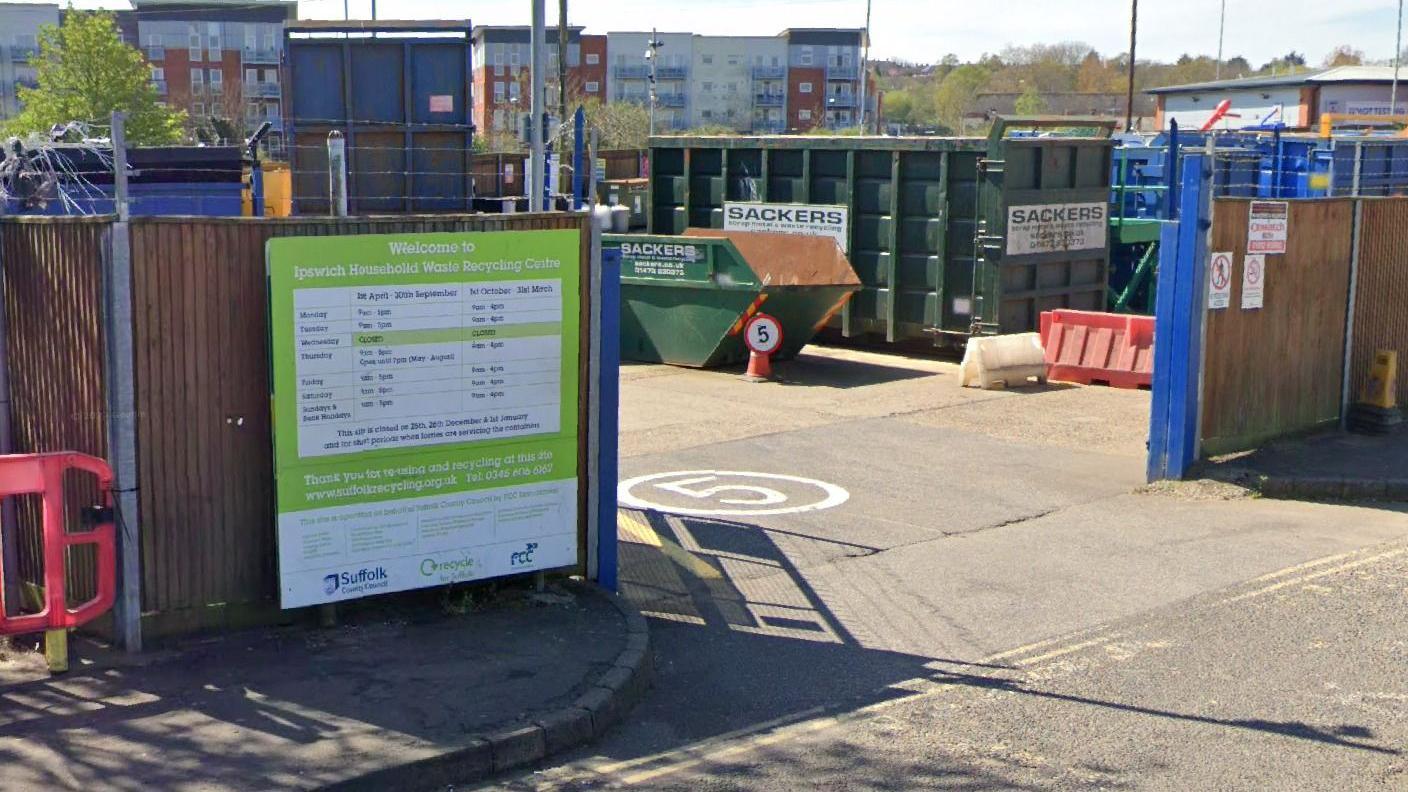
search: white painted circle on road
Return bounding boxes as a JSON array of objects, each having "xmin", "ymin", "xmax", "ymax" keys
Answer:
[{"xmin": 618, "ymin": 470, "xmax": 849, "ymax": 517}]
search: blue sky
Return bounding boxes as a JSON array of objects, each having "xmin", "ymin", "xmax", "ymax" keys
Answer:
[{"xmin": 56, "ymin": 0, "xmax": 1404, "ymax": 66}]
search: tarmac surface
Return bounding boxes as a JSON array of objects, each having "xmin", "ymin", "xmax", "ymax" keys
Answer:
[
  {"xmin": 488, "ymin": 345, "xmax": 1408, "ymax": 791},
  {"xmin": 0, "ymin": 582, "xmax": 640, "ymax": 791}
]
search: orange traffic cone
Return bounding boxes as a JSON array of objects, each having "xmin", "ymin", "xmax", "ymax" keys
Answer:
[{"xmin": 742, "ymin": 349, "xmax": 773, "ymax": 382}]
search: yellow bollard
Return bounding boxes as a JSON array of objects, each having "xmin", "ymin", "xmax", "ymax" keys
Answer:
[
  {"xmin": 44, "ymin": 628, "xmax": 68, "ymax": 674},
  {"xmin": 1361, "ymin": 350, "xmax": 1399, "ymax": 410}
]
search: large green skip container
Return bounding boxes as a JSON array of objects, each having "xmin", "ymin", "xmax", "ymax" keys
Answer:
[
  {"xmin": 647, "ymin": 117, "xmax": 1117, "ymax": 345},
  {"xmin": 604, "ymin": 230, "xmax": 861, "ymax": 367}
]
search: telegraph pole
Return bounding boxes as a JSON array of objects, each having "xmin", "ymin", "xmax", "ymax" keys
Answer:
[
  {"xmin": 1215, "ymin": 0, "xmax": 1226, "ymax": 80},
  {"xmin": 558, "ymin": 0, "xmax": 568, "ymax": 132},
  {"xmin": 858, "ymin": 0, "xmax": 872, "ymax": 132},
  {"xmin": 647, "ymin": 29, "xmax": 659, "ymax": 137},
  {"xmin": 1124, "ymin": 0, "xmax": 1138, "ymax": 132},
  {"xmin": 1393, "ymin": 0, "xmax": 1404, "ymax": 116}
]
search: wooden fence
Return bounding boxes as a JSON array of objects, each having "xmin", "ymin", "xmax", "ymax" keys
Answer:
[
  {"xmin": 1, "ymin": 213, "xmax": 592, "ymax": 637},
  {"xmin": 1199, "ymin": 199, "xmax": 1355, "ymax": 455},
  {"xmin": 1351, "ymin": 200, "xmax": 1408, "ymax": 405}
]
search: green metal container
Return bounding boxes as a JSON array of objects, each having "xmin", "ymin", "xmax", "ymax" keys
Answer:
[
  {"xmin": 647, "ymin": 117, "xmax": 1116, "ymax": 344},
  {"xmin": 597, "ymin": 178, "xmax": 649, "ymax": 229},
  {"xmin": 604, "ymin": 231, "xmax": 860, "ymax": 367}
]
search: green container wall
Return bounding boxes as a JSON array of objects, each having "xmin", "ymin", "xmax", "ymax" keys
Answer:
[
  {"xmin": 606, "ymin": 234, "xmax": 856, "ymax": 367},
  {"xmin": 648, "ymin": 134, "xmax": 1113, "ymax": 342}
]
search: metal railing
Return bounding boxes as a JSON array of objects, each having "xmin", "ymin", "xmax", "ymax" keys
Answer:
[
  {"xmin": 656, "ymin": 93, "xmax": 686, "ymax": 108},
  {"xmin": 751, "ymin": 65, "xmax": 785, "ymax": 79},
  {"xmin": 614, "ymin": 64, "xmax": 649, "ymax": 79},
  {"xmin": 824, "ymin": 94, "xmax": 857, "ymax": 108},
  {"xmin": 242, "ymin": 46, "xmax": 279, "ymax": 64},
  {"xmin": 656, "ymin": 66, "xmax": 688, "ymax": 80},
  {"xmin": 753, "ymin": 120, "xmax": 786, "ymax": 133},
  {"xmin": 246, "ymin": 81, "xmax": 281, "ymax": 98},
  {"xmin": 754, "ymin": 93, "xmax": 784, "ymax": 107},
  {"xmin": 826, "ymin": 65, "xmax": 858, "ymax": 80},
  {"xmin": 10, "ymin": 46, "xmax": 38, "ymax": 62},
  {"xmin": 146, "ymin": 46, "xmax": 165, "ymax": 61}
]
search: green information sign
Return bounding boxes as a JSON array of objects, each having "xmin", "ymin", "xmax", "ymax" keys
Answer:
[{"xmin": 267, "ymin": 230, "xmax": 581, "ymax": 608}]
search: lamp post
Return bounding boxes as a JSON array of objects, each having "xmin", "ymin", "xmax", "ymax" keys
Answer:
[{"xmin": 645, "ymin": 30, "xmax": 662, "ymax": 137}]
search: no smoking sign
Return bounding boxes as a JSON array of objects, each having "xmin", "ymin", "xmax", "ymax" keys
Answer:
[
  {"xmin": 1208, "ymin": 251, "xmax": 1233, "ymax": 310},
  {"xmin": 1241, "ymin": 253, "xmax": 1266, "ymax": 309}
]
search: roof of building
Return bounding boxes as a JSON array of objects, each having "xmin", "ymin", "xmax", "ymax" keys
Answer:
[{"xmin": 1147, "ymin": 66, "xmax": 1407, "ymax": 95}]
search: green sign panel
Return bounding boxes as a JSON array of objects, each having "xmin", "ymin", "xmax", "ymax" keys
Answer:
[{"xmin": 267, "ymin": 230, "xmax": 581, "ymax": 608}]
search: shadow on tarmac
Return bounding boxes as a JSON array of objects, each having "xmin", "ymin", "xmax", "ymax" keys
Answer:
[{"xmin": 596, "ymin": 507, "xmax": 1398, "ymax": 787}]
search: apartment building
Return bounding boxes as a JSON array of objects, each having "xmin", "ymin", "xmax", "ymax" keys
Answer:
[
  {"xmin": 785, "ymin": 29, "xmax": 868, "ymax": 131},
  {"xmin": 605, "ymin": 31, "xmax": 693, "ymax": 131},
  {"xmin": 470, "ymin": 26, "xmax": 607, "ymax": 137},
  {"xmin": 0, "ymin": 2, "xmax": 59, "ymax": 122},
  {"xmin": 690, "ymin": 36, "xmax": 787, "ymax": 132},
  {"xmin": 132, "ymin": 0, "xmax": 297, "ymax": 150}
]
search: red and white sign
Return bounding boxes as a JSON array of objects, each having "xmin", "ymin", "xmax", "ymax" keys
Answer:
[
  {"xmin": 1241, "ymin": 253, "xmax": 1266, "ymax": 309},
  {"xmin": 429, "ymin": 94, "xmax": 454, "ymax": 113},
  {"xmin": 744, "ymin": 313, "xmax": 783, "ymax": 356},
  {"xmin": 1247, "ymin": 201, "xmax": 1289, "ymax": 254},
  {"xmin": 1208, "ymin": 251, "xmax": 1233, "ymax": 310}
]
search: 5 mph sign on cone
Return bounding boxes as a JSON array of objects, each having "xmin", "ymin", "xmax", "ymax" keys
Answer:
[{"xmin": 742, "ymin": 313, "xmax": 783, "ymax": 382}]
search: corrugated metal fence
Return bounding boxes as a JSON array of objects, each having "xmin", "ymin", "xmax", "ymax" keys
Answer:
[{"xmin": 1, "ymin": 213, "xmax": 591, "ymax": 637}]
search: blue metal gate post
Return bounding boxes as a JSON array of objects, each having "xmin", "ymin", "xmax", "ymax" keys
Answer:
[
  {"xmin": 572, "ymin": 107, "xmax": 586, "ymax": 210},
  {"xmin": 594, "ymin": 246, "xmax": 621, "ymax": 589},
  {"xmin": 1147, "ymin": 152, "xmax": 1212, "ymax": 482}
]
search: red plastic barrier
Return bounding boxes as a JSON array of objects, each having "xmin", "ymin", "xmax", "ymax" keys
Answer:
[
  {"xmin": 1039, "ymin": 310, "xmax": 1155, "ymax": 389},
  {"xmin": 0, "ymin": 453, "xmax": 116, "ymax": 635}
]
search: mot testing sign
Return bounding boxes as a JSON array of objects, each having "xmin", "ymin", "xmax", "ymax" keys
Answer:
[
  {"xmin": 268, "ymin": 231, "xmax": 581, "ymax": 608},
  {"xmin": 1208, "ymin": 251, "xmax": 1233, "ymax": 310},
  {"xmin": 1241, "ymin": 254, "xmax": 1266, "ymax": 309},
  {"xmin": 1005, "ymin": 203, "xmax": 1108, "ymax": 256},
  {"xmin": 723, "ymin": 202, "xmax": 849, "ymax": 254},
  {"xmin": 1247, "ymin": 201, "xmax": 1289, "ymax": 254}
]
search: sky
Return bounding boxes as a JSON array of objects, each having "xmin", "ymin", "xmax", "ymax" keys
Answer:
[{"xmin": 47, "ymin": 0, "xmax": 1407, "ymax": 66}]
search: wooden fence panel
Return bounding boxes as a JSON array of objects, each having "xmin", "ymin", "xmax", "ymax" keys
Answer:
[
  {"xmin": 1200, "ymin": 199, "xmax": 1354, "ymax": 455},
  {"xmin": 129, "ymin": 213, "xmax": 590, "ymax": 635},
  {"xmin": 1351, "ymin": 199, "xmax": 1408, "ymax": 405},
  {"xmin": 0, "ymin": 217, "xmax": 111, "ymax": 607}
]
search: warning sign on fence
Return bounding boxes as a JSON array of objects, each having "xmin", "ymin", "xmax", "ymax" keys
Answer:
[
  {"xmin": 1247, "ymin": 201, "xmax": 1289, "ymax": 254},
  {"xmin": 1006, "ymin": 202, "xmax": 1108, "ymax": 256},
  {"xmin": 1209, "ymin": 251, "xmax": 1233, "ymax": 310},
  {"xmin": 1241, "ymin": 253, "xmax": 1266, "ymax": 309}
]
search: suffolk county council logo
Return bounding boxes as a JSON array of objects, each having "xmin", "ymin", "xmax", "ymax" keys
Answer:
[
  {"xmin": 319, "ymin": 566, "xmax": 390, "ymax": 598},
  {"xmin": 323, "ymin": 574, "xmax": 339, "ymax": 596}
]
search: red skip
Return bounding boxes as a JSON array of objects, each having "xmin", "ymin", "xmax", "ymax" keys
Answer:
[
  {"xmin": 1039, "ymin": 310, "xmax": 1155, "ymax": 390},
  {"xmin": 0, "ymin": 453, "xmax": 116, "ymax": 636}
]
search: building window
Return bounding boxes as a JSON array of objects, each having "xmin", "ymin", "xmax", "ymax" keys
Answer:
[
  {"xmin": 152, "ymin": 66, "xmax": 165, "ymax": 81},
  {"xmin": 191, "ymin": 68, "xmax": 204, "ymax": 85},
  {"xmin": 189, "ymin": 30, "xmax": 201, "ymax": 60},
  {"xmin": 585, "ymin": 80, "xmax": 599, "ymax": 93},
  {"xmin": 702, "ymin": 82, "xmax": 713, "ymax": 92},
  {"xmin": 702, "ymin": 54, "xmax": 713, "ymax": 64},
  {"xmin": 799, "ymin": 47, "xmax": 812, "ymax": 66},
  {"xmin": 494, "ymin": 82, "xmax": 505, "ymax": 102},
  {"xmin": 263, "ymin": 69, "xmax": 278, "ymax": 84},
  {"xmin": 727, "ymin": 82, "xmax": 737, "ymax": 93},
  {"xmin": 798, "ymin": 109, "xmax": 811, "ymax": 121},
  {"xmin": 209, "ymin": 69, "xmax": 222, "ymax": 87},
  {"xmin": 586, "ymin": 53, "xmax": 599, "ymax": 65},
  {"xmin": 510, "ymin": 49, "xmax": 520, "ymax": 67},
  {"xmin": 193, "ymin": 102, "xmax": 205, "ymax": 116},
  {"xmin": 702, "ymin": 110, "xmax": 712, "ymax": 119},
  {"xmin": 245, "ymin": 67, "xmax": 257, "ymax": 84},
  {"xmin": 799, "ymin": 82, "xmax": 812, "ymax": 93},
  {"xmin": 509, "ymin": 82, "xmax": 520, "ymax": 101},
  {"xmin": 493, "ymin": 47, "xmax": 504, "ymax": 65},
  {"xmin": 263, "ymin": 28, "xmax": 275, "ymax": 50}
]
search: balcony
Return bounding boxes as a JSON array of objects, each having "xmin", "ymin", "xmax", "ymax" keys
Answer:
[
  {"xmin": 152, "ymin": 79, "xmax": 167, "ymax": 95},
  {"xmin": 242, "ymin": 46, "xmax": 278, "ymax": 64},
  {"xmin": 615, "ymin": 92, "xmax": 649, "ymax": 105},
  {"xmin": 146, "ymin": 45, "xmax": 165, "ymax": 61},
  {"xmin": 614, "ymin": 64, "xmax": 649, "ymax": 79},
  {"xmin": 656, "ymin": 93, "xmax": 686, "ymax": 108},
  {"xmin": 751, "ymin": 65, "xmax": 785, "ymax": 80},
  {"xmin": 754, "ymin": 93, "xmax": 784, "ymax": 107},
  {"xmin": 656, "ymin": 66, "xmax": 687, "ymax": 80},
  {"xmin": 246, "ymin": 81, "xmax": 281, "ymax": 98},
  {"xmin": 824, "ymin": 93, "xmax": 857, "ymax": 108},
  {"xmin": 753, "ymin": 120, "xmax": 785, "ymax": 134},
  {"xmin": 10, "ymin": 46, "xmax": 38, "ymax": 62},
  {"xmin": 826, "ymin": 65, "xmax": 858, "ymax": 81}
]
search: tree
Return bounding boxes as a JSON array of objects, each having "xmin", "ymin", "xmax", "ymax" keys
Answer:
[
  {"xmin": 932, "ymin": 64, "xmax": 990, "ymax": 130},
  {"xmin": 1014, "ymin": 84, "xmax": 1046, "ymax": 115},
  {"xmin": 582, "ymin": 99, "xmax": 650, "ymax": 149},
  {"xmin": 1323, "ymin": 45, "xmax": 1364, "ymax": 67},
  {"xmin": 3, "ymin": 11, "xmax": 185, "ymax": 144}
]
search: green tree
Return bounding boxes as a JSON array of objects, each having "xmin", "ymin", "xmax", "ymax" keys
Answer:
[
  {"xmin": 4, "ymin": 10, "xmax": 185, "ymax": 144},
  {"xmin": 933, "ymin": 64, "xmax": 990, "ymax": 130},
  {"xmin": 1014, "ymin": 84, "xmax": 1046, "ymax": 115},
  {"xmin": 582, "ymin": 98, "xmax": 650, "ymax": 149},
  {"xmin": 1322, "ymin": 45, "xmax": 1364, "ymax": 67}
]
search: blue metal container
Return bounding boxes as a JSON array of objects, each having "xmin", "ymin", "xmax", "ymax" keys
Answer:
[
  {"xmin": 1, "ymin": 145, "xmax": 244, "ymax": 217},
  {"xmin": 286, "ymin": 20, "xmax": 475, "ymax": 215}
]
